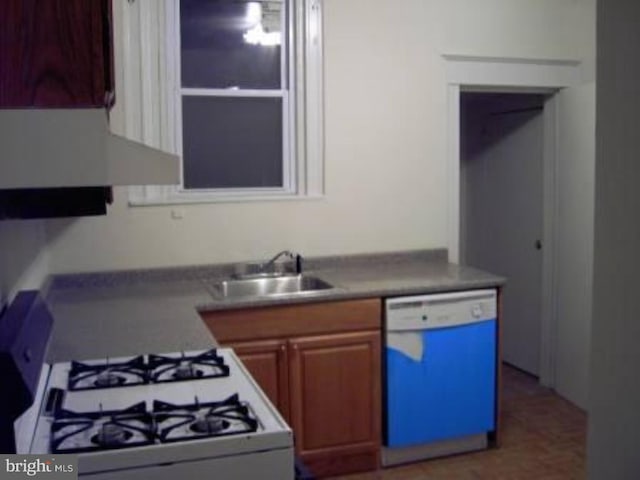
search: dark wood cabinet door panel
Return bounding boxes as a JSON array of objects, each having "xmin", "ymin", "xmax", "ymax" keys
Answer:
[
  {"xmin": 289, "ymin": 330, "xmax": 381, "ymax": 476},
  {"xmin": 0, "ymin": 0, "xmax": 113, "ymax": 107},
  {"xmin": 228, "ymin": 339, "xmax": 290, "ymax": 422}
]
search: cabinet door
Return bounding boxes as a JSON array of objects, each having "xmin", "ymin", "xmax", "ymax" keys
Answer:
[
  {"xmin": 228, "ymin": 339, "xmax": 290, "ymax": 422},
  {"xmin": 289, "ymin": 330, "xmax": 381, "ymax": 477},
  {"xmin": 0, "ymin": 0, "xmax": 114, "ymax": 107}
]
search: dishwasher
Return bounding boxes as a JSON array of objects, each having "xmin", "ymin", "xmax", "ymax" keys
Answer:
[{"xmin": 382, "ymin": 289, "xmax": 497, "ymax": 466}]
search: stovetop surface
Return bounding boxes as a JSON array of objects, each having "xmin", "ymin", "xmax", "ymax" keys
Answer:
[{"xmin": 29, "ymin": 349, "xmax": 292, "ymax": 473}]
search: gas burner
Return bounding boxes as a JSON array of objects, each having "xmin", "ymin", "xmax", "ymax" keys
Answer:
[
  {"xmin": 94, "ymin": 371, "xmax": 126, "ymax": 388},
  {"xmin": 190, "ymin": 415, "xmax": 229, "ymax": 435},
  {"xmin": 148, "ymin": 349, "xmax": 230, "ymax": 384},
  {"xmin": 68, "ymin": 356, "xmax": 148, "ymax": 391},
  {"xmin": 93, "ymin": 422, "xmax": 132, "ymax": 447},
  {"xmin": 154, "ymin": 394, "xmax": 258, "ymax": 443},
  {"xmin": 50, "ymin": 402, "xmax": 155, "ymax": 454},
  {"xmin": 173, "ymin": 361, "xmax": 197, "ymax": 380}
]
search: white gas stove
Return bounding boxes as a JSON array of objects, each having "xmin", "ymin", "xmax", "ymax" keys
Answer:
[
  {"xmin": 2, "ymin": 293, "xmax": 293, "ymax": 480},
  {"xmin": 25, "ymin": 349, "xmax": 294, "ymax": 479}
]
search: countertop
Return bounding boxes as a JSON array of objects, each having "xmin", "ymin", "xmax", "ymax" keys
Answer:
[{"xmin": 44, "ymin": 250, "xmax": 505, "ymax": 363}]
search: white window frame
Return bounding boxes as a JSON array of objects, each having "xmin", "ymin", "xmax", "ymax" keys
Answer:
[{"xmin": 126, "ymin": 0, "xmax": 324, "ymax": 205}]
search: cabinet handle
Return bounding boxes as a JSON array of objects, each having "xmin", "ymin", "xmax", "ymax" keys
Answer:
[{"xmin": 280, "ymin": 345, "xmax": 286, "ymax": 352}]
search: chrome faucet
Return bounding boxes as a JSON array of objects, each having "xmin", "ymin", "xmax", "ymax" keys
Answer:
[{"xmin": 261, "ymin": 250, "xmax": 303, "ymax": 275}]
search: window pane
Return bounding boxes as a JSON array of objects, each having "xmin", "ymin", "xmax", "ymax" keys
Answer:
[
  {"xmin": 182, "ymin": 96, "xmax": 283, "ymax": 189},
  {"xmin": 180, "ymin": 0, "xmax": 283, "ymax": 89}
]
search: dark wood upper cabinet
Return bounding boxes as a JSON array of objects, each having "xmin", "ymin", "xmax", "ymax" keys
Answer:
[
  {"xmin": 0, "ymin": 0, "xmax": 114, "ymax": 108},
  {"xmin": 0, "ymin": 0, "xmax": 114, "ymax": 219}
]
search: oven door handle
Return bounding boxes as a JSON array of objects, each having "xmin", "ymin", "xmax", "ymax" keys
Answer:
[{"xmin": 44, "ymin": 388, "xmax": 65, "ymax": 417}]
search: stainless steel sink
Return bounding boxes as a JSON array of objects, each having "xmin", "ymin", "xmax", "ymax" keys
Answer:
[{"xmin": 209, "ymin": 274, "xmax": 335, "ymax": 299}]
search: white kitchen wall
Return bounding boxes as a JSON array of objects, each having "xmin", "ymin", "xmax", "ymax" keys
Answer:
[
  {"xmin": 0, "ymin": 220, "xmax": 50, "ymax": 307},
  {"xmin": 43, "ymin": 0, "xmax": 595, "ymax": 273},
  {"xmin": 443, "ymin": 0, "xmax": 596, "ymax": 73}
]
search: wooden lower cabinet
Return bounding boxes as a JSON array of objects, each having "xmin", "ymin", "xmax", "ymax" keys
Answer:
[
  {"xmin": 201, "ymin": 299, "xmax": 382, "ymax": 478},
  {"xmin": 289, "ymin": 330, "xmax": 381, "ymax": 477},
  {"xmin": 227, "ymin": 338, "xmax": 290, "ymax": 422}
]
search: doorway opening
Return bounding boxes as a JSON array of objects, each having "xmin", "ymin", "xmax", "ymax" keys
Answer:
[
  {"xmin": 444, "ymin": 55, "xmax": 593, "ymax": 408},
  {"xmin": 459, "ymin": 92, "xmax": 549, "ymax": 377}
]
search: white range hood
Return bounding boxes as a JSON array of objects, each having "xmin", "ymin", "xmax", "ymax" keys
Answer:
[{"xmin": 0, "ymin": 109, "xmax": 179, "ymax": 189}]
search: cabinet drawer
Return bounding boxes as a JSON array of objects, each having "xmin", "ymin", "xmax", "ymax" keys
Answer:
[{"xmin": 202, "ymin": 298, "xmax": 381, "ymax": 342}]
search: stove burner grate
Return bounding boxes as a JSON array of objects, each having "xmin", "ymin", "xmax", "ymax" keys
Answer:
[
  {"xmin": 148, "ymin": 350, "xmax": 230, "ymax": 384},
  {"xmin": 154, "ymin": 394, "xmax": 259, "ymax": 443},
  {"xmin": 50, "ymin": 402, "xmax": 155, "ymax": 454},
  {"xmin": 48, "ymin": 393, "xmax": 260, "ymax": 453},
  {"xmin": 67, "ymin": 355, "xmax": 148, "ymax": 391},
  {"xmin": 66, "ymin": 349, "xmax": 230, "ymax": 391}
]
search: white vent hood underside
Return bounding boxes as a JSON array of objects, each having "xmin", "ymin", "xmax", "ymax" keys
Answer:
[{"xmin": 0, "ymin": 109, "xmax": 179, "ymax": 189}]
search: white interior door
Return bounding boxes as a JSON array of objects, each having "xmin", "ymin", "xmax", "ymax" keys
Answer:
[{"xmin": 460, "ymin": 93, "xmax": 544, "ymax": 375}]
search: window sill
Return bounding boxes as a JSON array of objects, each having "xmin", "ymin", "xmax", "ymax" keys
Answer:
[{"xmin": 128, "ymin": 188, "xmax": 324, "ymax": 207}]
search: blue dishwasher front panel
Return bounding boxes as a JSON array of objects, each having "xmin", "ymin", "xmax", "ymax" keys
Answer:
[{"xmin": 386, "ymin": 318, "xmax": 496, "ymax": 447}]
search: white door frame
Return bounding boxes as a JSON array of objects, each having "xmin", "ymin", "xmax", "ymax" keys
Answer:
[{"xmin": 444, "ymin": 54, "xmax": 583, "ymax": 387}]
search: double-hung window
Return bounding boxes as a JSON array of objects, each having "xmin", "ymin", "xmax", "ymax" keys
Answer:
[{"xmin": 127, "ymin": 0, "xmax": 323, "ymax": 205}]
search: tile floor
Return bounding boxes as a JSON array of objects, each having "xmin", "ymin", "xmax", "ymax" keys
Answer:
[{"xmin": 328, "ymin": 364, "xmax": 587, "ymax": 480}]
